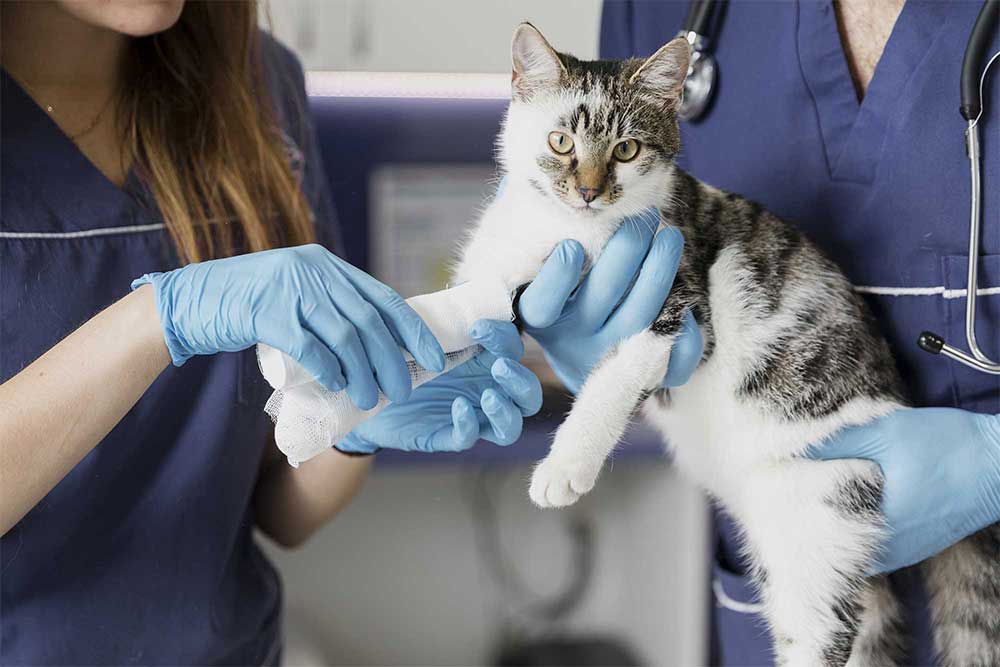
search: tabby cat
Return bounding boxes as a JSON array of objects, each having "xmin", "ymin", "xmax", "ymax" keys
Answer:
[{"xmin": 452, "ymin": 23, "xmax": 1000, "ymax": 666}]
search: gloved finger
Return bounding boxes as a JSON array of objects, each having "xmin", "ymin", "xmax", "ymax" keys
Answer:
[
  {"xmin": 276, "ymin": 329, "xmax": 346, "ymax": 392},
  {"xmin": 341, "ymin": 265, "xmax": 446, "ymax": 373},
  {"xmin": 450, "ymin": 396, "xmax": 481, "ymax": 450},
  {"xmin": 603, "ymin": 226, "xmax": 684, "ymax": 340},
  {"xmin": 417, "ymin": 398, "xmax": 480, "ymax": 453},
  {"xmin": 574, "ymin": 210, "xmax": 658, "ymax": 332},
  {"xmin": 470, "ymin": 319, "xmax": 524, "ymax": 360},
  {"xmin": 306, "ymin": 305, "xmax": 380, "ymax": 411},
  {"xmin": 491, "ymin": 357, "xmax": 543, "ymax": 416},
  {"xmin": 518, "ymin": 240, "xmax": 585, "ymax": 329},
  {"xmin": 479, "ymin": 388, "xmax": 522, "ymax": 446},
  {"xmin": 807, "ymin": 420, "xmax": 886, "ymax": 461},
  {"xmin": 331, "ymin": 285, "xmax": 413, "ymax": 404},
  {"xmin": 663, "ymin": 310, "xmax": 704, "ymax": 388}
]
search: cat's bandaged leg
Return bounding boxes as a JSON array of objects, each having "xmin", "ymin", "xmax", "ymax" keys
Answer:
[{"xmin": 258, "ymin": 279, "xmax": 514, "ymax": 466}]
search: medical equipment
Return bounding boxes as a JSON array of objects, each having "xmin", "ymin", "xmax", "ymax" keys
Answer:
[
  {"xmin": 676, "ymin": 0, "xmax": 718, "ymax": 122},
  {"xmin": 258, "ymin": 279, "xmax": 514, "ymax": 466},
  {"xmin": 919, "ymin": 0, "xmax": 1000, "ymax": 375},
  {"xmin": 679, "ymin": 0, "xmax": 1000, "ymax": 374}
]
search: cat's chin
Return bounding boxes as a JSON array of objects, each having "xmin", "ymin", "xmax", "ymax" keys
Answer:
[{"xmin": 559, "ymin": 200, "xmax": 613, "ymax": 220}]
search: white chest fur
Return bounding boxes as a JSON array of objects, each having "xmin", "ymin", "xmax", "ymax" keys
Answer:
[{"xmin": 452, "ymin": 178, "xmax": 661, "ymax": 289}]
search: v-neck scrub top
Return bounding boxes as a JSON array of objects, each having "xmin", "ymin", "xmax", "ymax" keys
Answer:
[
  {"xmin": 601, "ymin": 1, "xmax": 998, "ymax": 665},
  {"xmin": 1, "ymin": 35, "xmax": 338, "ymax": 665}
]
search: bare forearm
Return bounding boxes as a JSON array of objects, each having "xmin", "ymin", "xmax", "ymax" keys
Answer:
[
  {"xmin": 254, "ymin": 446, "xmax": 372, "ymax": 548},
  {"xmin": 0, "ymin": 285, "xmax": 170, "ymax": 534}
]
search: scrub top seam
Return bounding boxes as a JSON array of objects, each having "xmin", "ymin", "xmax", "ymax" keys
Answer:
[
  {"xmin": 792, "ymin": 0, "xmax": 837, "ymax": 181},
  {"xmin": 713, "ymin": 577, "xmax": 765, "ymax": 614},
  {"xmin": 863, "ymin": 11, "xmax": 953, "ymax": 185},
  {"xmin": 0, "ymin": 223, "xmax": 166, "ymax": 239},
  {"xmin": 855, "ymin": 285, "xmax": 1000, "ymax": 299}
]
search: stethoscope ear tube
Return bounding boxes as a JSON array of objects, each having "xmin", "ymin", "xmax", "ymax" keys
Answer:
[{"xmin": 960, "ymin": 0, "xmax": 999, "ymax": 121}]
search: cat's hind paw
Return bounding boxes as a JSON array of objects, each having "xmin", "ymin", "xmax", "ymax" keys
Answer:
[{"xmin": 529, "ymin": 456, "xmax": 598, "ymax": 508}]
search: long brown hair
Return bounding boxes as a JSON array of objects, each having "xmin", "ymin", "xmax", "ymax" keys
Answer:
[{"xmin": 121, "ymin": 1, "xmax": 314, "ymax": 263}]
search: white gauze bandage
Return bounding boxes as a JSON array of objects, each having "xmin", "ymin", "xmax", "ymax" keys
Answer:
[{"xmin": 258, "ymin": 279, "xmax": 515, "ymax": 466}]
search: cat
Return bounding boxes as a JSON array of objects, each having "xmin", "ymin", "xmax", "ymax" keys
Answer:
[{"xmin": 452, "ymin": 23, "xmax": 1000, "ymax": 667}]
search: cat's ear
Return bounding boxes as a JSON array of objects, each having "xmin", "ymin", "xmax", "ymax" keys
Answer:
[
  {"xmin": 511, "ymin": 22, "xmax": 566, "ymax": 101},
  {"xmin": 629, "ymin": 37, "xmax": 691, "ymax": 110}
]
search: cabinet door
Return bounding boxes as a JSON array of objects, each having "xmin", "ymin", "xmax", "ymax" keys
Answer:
[
  {"xmin": 264, "ymin": 0, "xmax": 353, "ymax": 70},
  {"xmin": 265, "ymin": 0, "xmax": 602, "ymax": 72}
]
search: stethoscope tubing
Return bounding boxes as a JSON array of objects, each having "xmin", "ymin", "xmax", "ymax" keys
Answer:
[
  {"xmin": 922, "ymin": 118, "xmax": 1000, "ymax": 375},
  {"xmin": 961, "ymin": 121, "xmax": 1000, "ymax": 372},
  {"xmin": 921, "ymin": 1, "xmax": 1000, "ymax": 375}
]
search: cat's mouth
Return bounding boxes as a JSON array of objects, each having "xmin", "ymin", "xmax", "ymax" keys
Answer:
[{"xmin": 571, "ymin": 202, "xmax": 604, "ymax": 215}]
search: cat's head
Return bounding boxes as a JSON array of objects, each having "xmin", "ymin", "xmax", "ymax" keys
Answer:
[{"xmin": 499, "ymin": 23, "xmax": 690, "ymax": 220}]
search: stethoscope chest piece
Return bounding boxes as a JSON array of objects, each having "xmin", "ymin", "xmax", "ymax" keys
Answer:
[
  {"xmin": 680, "ymin": 40, "xmax": 717, "ymax": 122},
  {"xmin": 676, "ymin": 0, "xmax": 720, "ymax": 123}
]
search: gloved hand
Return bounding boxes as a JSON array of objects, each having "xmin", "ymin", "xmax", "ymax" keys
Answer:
[
  {"xmin": 810, "ymin": 407, "xmax": 1000, "ymax": 573},
  {"xmin": 518, "ymin": 212, "xmax": 704, "ymax": 393},
  {"xmin": 337, "ymin": 319, "xmax": 542, "ymax": 453},
  {"xmin": 133, "ymin": 244, "xmax": 445, "ymax": 411}
]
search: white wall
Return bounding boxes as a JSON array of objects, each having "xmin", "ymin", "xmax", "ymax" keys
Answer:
[
  {"xmin": 264, "ymin": 0, "xmax": 603, "ymax": 72},
  {"xmin": 263, "ymin": 459, "xmax": 709, "ymax": 666}
]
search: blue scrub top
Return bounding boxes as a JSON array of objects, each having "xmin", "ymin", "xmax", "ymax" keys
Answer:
[
  {"xmin": 0, "ymin": 35, "xmax": 338, "ymax": 665},
  {"xmin": 602, "ymin": 1, "xmax": 998, "ymax": 665}
]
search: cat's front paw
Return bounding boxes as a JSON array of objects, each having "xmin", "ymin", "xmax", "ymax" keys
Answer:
[{"xmin": 529, "ymin": 455, "xmax": 599, "ymax": 508}]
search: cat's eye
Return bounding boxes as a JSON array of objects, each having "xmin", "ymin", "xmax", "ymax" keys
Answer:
[
  {"xmin": 613, "ymin": 139, "xmax": 640, "ymax": 162},
  {"xmin": 548, "ymin": 131, "xmax": 574, "ymax": 155}
]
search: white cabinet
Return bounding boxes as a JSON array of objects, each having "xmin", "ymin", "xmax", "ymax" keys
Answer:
[{"xmin": 264, "ymin": 0, "xmax": 603, "ymax": 72}]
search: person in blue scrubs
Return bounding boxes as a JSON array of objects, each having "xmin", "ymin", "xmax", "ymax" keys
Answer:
[
  {"xmin": 595, "ymin": 1, "xmax": 1000, "ymax": 664},
  {"xmin": 0, "ymin": 2, "xmax": 541, "ymax": 663},
  {"xmin": 0, "ymin": 2, "xmax": 693, "ymax": 663}
]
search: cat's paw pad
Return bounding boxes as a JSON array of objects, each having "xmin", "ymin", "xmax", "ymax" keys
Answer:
[{"xmin": 529, "ymin": 457, "xmax": 598, "ymax": 508}]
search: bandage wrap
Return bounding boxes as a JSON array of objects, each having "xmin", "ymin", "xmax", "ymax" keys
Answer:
[{"xmin": 258, "ymin": 280, "xmax": 514, "ymax": 466}]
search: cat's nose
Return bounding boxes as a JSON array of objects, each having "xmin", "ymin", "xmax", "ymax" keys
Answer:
[{"xmin": 576, "ymin": 186, "xmax": 601, "ymax": 203}]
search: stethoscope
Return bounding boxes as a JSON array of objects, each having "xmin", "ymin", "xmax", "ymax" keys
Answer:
[{"xmin": 678, "ymin": 0, "xmax": 1000, "ymax": 375}]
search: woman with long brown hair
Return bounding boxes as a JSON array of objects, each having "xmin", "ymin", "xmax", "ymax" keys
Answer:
[{"xmin": 0, "ymin": 1, "xmax": 545, "ymax": 662}]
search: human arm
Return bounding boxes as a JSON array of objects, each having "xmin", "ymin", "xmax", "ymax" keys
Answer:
[
  {"xmin": 254, "ymin": 438, "xmax": 373, "ymax": 548},
  {"xmin": 0, "ymin": 285, "xmax": 170, "ymax": 535},
  {"xmin": 810, "ymin": 407, "xmax": 1000, "ymax": 573},
  {"xmin": 254, "ymin": 319, "xmax": 541, "ymax": 546},
  {"xmin": 2, "ymin": 243, "xmax": 445, "ymax": 536}
]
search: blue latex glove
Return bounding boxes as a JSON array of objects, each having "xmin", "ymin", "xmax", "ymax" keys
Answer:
[
  {"xmin": 810, "ymin": 407, "xmax": 1000, "ymax": 573},
  {"xmin": 133, "ymin": 244, "xmax": 446, "ymax": 411},
  {"xmin": 519, "ymin": 212, "xmax": 704, "ymax": 393},
  {"xmin": 337, "ymin": 320, "xmax": 542, "ymax": 453}
]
